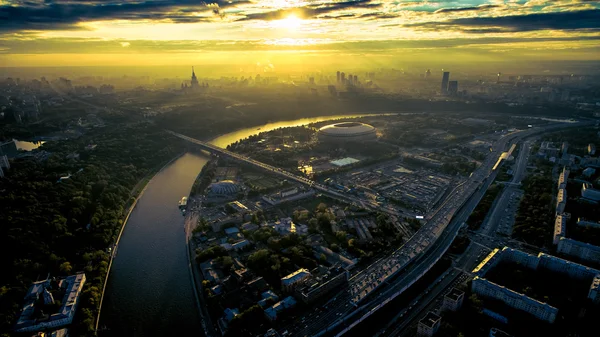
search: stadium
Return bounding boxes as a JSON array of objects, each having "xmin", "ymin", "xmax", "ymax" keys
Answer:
[{"xmin": 317, "ymin": 122, "xmax": 377, "ymax": 143}]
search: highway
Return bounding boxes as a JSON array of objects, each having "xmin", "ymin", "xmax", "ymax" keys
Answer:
[
  {"xmin": 167, "ymin": 130, "xmax": 410, "ymax": 232},
  {"xmin": 379, "ymin": 123, "xmax": 587, "ymax": 337},
  {"xmin": 169, "ymin": 122, "xmax": 588, "ymax": 337}
]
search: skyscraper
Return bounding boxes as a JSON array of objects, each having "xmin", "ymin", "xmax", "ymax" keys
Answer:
[
  {"xmin": 441, "ymin": 71, "xmax": 450, "ymax": 95},
  {"xmin": 190, "ymin": 66, "xmax": 199, "ymax": 89},
  {"xmin": 448, "ymin": 81, "xmax": 458, "ymax": 96},
  {"xmin": 340, "ymin": 72, "xmax": 346, "ymax": 84},
  {"xmin": 336, "ymin": 71, "xmax": 340, "ymax": 83},
  {"xmin": 353, "ymin": 75, "xmax": 358, "ymax": 85}
]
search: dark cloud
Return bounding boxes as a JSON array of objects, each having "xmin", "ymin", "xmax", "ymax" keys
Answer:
[
  {"xmin": 407, "ymin": 9, "xmax": 600, "ymax": 33},
  {"xmin": 0, "ymin": 0, "xmax": 248, "ymax": 31},
  {"xmin": 236, "ymin": 0, "xmax": 380, "ymax": 21},
  {"xmin": 434, "ymin": 4, "xmax": 501, "ymax": 14},
  {"xmin": 359, "ymin": 12, "xmax": 399, "ymax": 20}
]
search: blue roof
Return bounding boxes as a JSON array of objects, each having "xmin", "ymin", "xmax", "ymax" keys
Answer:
[{"xmin": 225, "ymin": 227, "xmax": 240, "ymax": 235}]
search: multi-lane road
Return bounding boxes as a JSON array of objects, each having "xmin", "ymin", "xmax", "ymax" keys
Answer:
[
  {"xmin": 379, "ymin": 122, "xmax": 590, "ymax": 337},
  {"xmin": 169, "ymin": 121, "xmax": 589, "ymax": 337},
  {"xmin": 167, "ymin": 130, "xmax": 411, "ymax": 230}
]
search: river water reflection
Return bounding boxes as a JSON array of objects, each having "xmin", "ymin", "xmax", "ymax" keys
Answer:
[{"xmin": 101, "ymin": 113, "xmax": 381, "ymax": 336}]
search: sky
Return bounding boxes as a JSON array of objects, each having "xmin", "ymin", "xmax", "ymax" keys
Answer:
[{"xmin": 0, "ymin": 0, "xmax": 599, "ymax": 68}]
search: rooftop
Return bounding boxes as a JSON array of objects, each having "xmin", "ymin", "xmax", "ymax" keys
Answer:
[
  {"xmin": 445, "ymin": 288, "xmax": 464, "ymax": 301},
  {"xmin": 419, "ymin": 312, "xmax": 441, "ymax": 328},
  {"xmin": 281, "ymin": 268, "xmax": 310, "ymax": 286}
]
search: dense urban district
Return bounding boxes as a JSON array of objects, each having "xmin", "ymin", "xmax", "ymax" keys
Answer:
[{"xmin": 1, "ymin": 68, "xmax": 600, "ymax": 337}]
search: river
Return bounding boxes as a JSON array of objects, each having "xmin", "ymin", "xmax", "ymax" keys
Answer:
[{"xmin": 100, "ymin": 113, "xmax": 380, "ymax": 336}]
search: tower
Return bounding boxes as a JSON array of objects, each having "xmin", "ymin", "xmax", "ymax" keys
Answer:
[
  {"xmin": 191, "ymin": 66, "xmax": 199, "ymax": 89},
  {"xmin": 441, "ymin": 71, "xmax": 450, "ymax": 95},
  {"xmin": 448, "ymin": 81, "xmax": 458, "ymax": 96}
]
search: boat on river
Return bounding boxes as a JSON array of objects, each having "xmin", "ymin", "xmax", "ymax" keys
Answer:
[{"xmin": 178, "ymin": 197, "xmax": 188, "ymax": 209}]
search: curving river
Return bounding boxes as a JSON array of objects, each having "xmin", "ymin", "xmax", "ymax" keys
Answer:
[{"xmin": 99, "ymin": 114, "xmax": 379, "ymax": 336}]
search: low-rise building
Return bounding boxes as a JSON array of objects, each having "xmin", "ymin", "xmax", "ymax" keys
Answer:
[
  {"xmin": 472, "ymin": 276, "xmax": 558, "ymax": 323},
  {"xmin": 232, "ymin": 239, "xmax": 250, "ymax": 251},
  {"xmin": 417, "ymin": 312, "xmax": 441, "ymax": 337},
  {"xmin": 227, "ymin": 200, "xmax": 249, "ymax": 214},
  {"xmin": 577, "ymin": 218, "xmax": 600, "ymax": 229},
  {"xmin": 557, "ymin": 237, "xmax": 600, "ymax": 264},
  {"xmin": 14, "ymin": 273, "xmax": 86, "ymax": 333},
  {"xmin": 588, "ymin": 275, "xmax": 600, "ymax": 304},
  {"xmin": 583, "ymin": 167, "xmax": 596, "ymax": 178},
  {"xmin": 588, "ymin": 143, "xmax": 596, "ymax": 156},
  {"xmin": 264, "ymin": 296, "xmax": 296, "ymax": 321},
  {"xmin": 262, "ymin": 188, "xmax": 315, "ymax": 206},
  {"xmin": 241, "ymin": 222, "xmax": 259, "ymax": 232},
  {"xmin": 556, "ymin": 188, "xmax": 567, "ymax": 214},
  {"xmin": 32, "ymin": 328, "xmax": 69, "ymax": 337},
  {"xmin": 553, "ymin": 215, "xmax": 566, "ymax": 245},
  {"xmin": 471, "ymin": 247, "xmax": 600, "ymax": 323},
  {"xmin": 442, "ymin": 288, "xmax": 465, "ymax": 312},
  {"xmin": 295, "ymin": 266, "xmax": 349, "ymax": 304},
  {"xmin": 557, "ymin": 167, "xmax": 569, "ymax": 190},
  {"xmin": 281, "ymin": 269, "xmax": 311, "ymax": 291},
  {"xmin": 581, "ymin": 182, "xmax": 600, "ymax": 202},
  {"xmin": 489, "ymin": 328, "xmax": 513, "ymax": 337}
]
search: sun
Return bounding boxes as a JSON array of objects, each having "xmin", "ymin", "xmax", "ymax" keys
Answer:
[{"xmin": 272, "ymin": 14, "xmax": 303, "ymax": 30}]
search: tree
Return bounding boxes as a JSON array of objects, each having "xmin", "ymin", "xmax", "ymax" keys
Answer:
[{"xmin": 59, "ymin": 262, "xmax": 72, "ymax": 274}]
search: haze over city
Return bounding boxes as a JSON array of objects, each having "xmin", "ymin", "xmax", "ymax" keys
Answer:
[{"xmin": 1, "ymin": 1, "xmax": 600, "ymax": 337}]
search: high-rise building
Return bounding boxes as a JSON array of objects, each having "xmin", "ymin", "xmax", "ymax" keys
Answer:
[
  {"xmin": 336, "ymin": 71, "xmax": 340, "ymax": 83},
  {"xmin": 340, "ymin": 72, "xmax": 346, "ymax": 84},
  {"xmin": 425, "ymin": 69, "xmax": 431, "ymax": 78},
  {"xmin": 353, "ymin": 75, "xmax": 358, "ymax": 85},
  {"xmin": 441, "ymin": 71, "xmax": 450, "ymax": 94},
  {"xmin": 348, "ymin": 74, "xmax": 353, "ymax": 85},
  {"xmin": 190, "ymin": 66, "xmax": 199, "ymax": 89},
  {"xmin": 448, "ymin": 81, "xmax": 458, "ymax": 96}
]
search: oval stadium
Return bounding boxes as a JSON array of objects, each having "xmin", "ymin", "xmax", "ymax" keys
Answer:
[{"xmin": 317, "ymin": 122, "xmax": 377, "ymax": 143}]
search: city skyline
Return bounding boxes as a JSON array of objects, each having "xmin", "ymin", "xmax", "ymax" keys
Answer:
[{"xmin": 1, "ymin": 0, "xmax": 599, "ymax": 67}]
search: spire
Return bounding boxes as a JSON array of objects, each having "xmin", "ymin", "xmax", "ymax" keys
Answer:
[{"xmin": 191, "ymin": 66, "xmax": 199, "ymax": 88}]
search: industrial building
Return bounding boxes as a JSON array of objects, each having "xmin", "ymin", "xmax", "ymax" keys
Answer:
[{"xmin": 317, "ymin": 122, "xmax": 377, "ymax": 143}]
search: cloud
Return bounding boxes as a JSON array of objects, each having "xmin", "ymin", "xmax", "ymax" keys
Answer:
[
  {"xmin": 434, "ymin": 4, "xmax": 501, "ymax": 14},
  {"xmin": 236, "ymin": 0, "xmax": 381, "ymax": 21},
  {"xmin": 0, "ymin": 0, "xmax": 246, "ymax": 32},
  {"xmin": 407, "ymin": 9, "xmax": 600, "ymax": 33},
  {"xmin": 120, "ymin": 41, "xmax": 130, "ymax": 47}
]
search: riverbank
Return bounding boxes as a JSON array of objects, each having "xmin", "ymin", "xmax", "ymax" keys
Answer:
[
  {"xmin": 95, "ymin": 151, "xmax": 185, "ymax": 332},
  {"xmin": 185, "ymin": 158, "xmax": 218, "ymax": 337}
]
